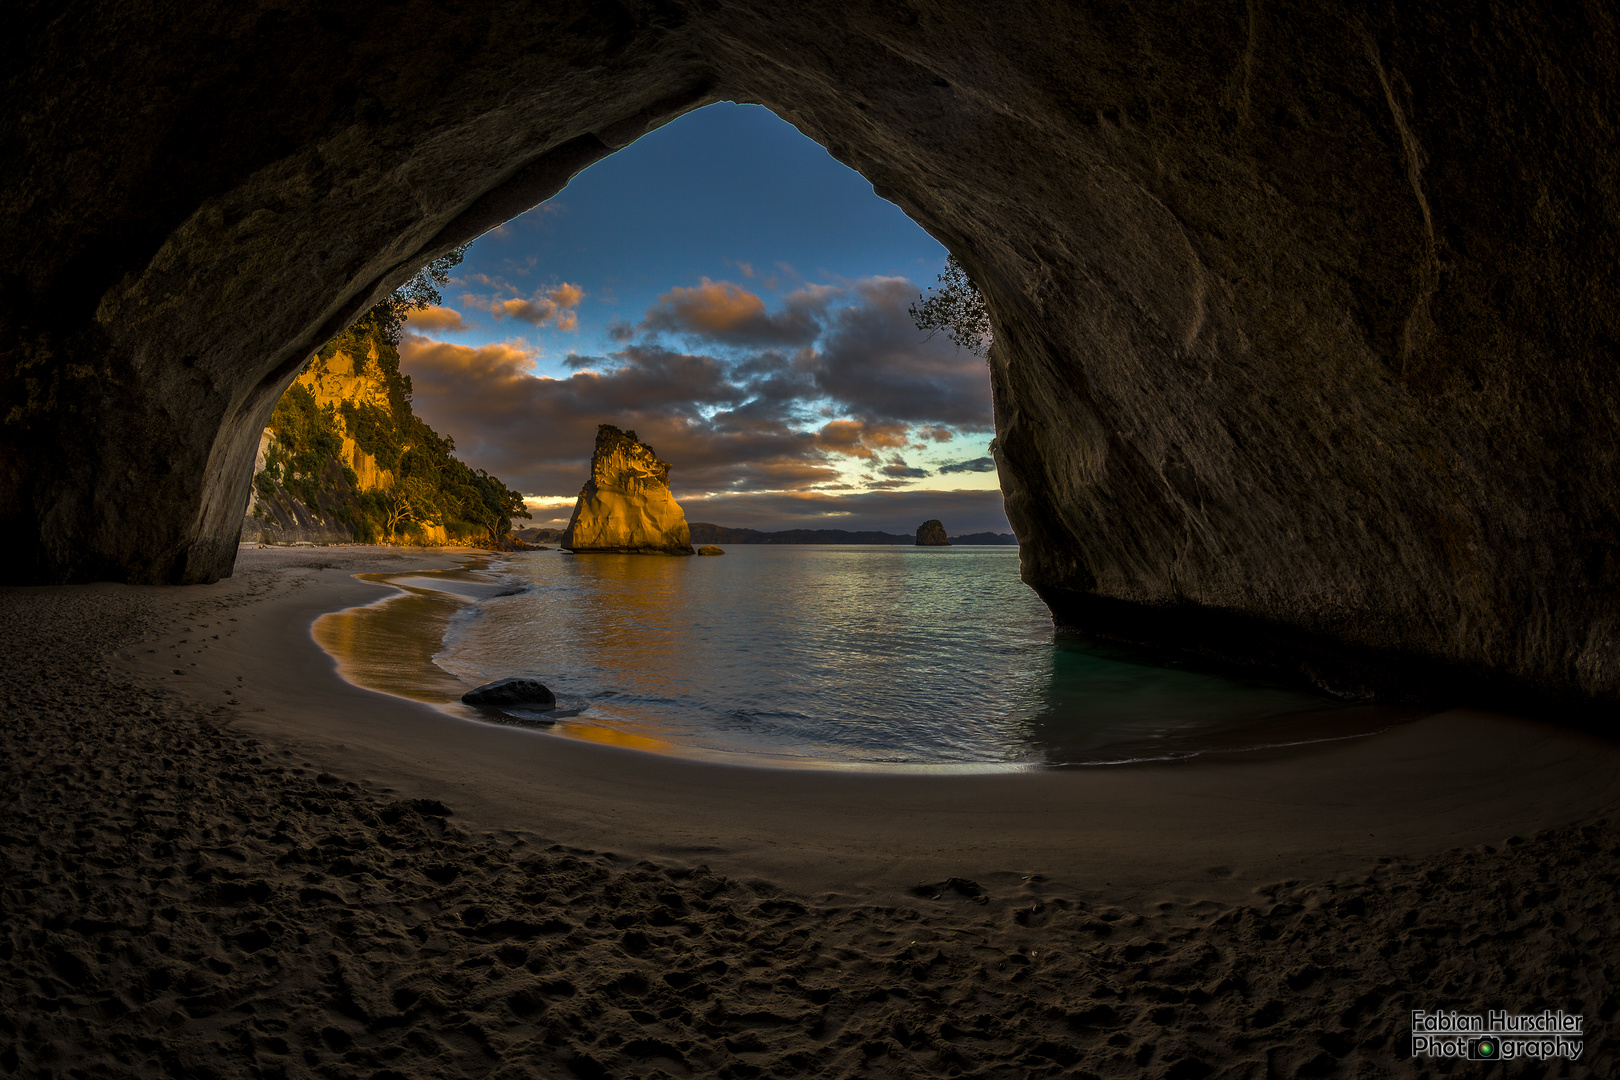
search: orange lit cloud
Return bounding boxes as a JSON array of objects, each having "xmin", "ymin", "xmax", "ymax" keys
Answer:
[
  {"xmin": 404, "ymin": 305, "xmax": 471, "ymax": 332},
  {"xmin": 655, "ymin": 278, "xmax": 766, "ymax": 333},
  {"xmin": 468, "ymin": 282, "xmax": 584, "ymax": 329},
  {"xmin": 816, "ymin": 419, "xmax": 912, "ymax": 459},
  {"xmin": 402, "ymin": 338, "xmax": 538, "ymax": 381},
  {"xmin": 640, "ymin": 278, "xmax": 826, "ymax": 346}
]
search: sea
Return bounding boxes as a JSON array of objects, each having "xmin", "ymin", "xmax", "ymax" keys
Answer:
[{"xmin": 317, "ymin": 545, "xmax": 1424, "ymax": 770}]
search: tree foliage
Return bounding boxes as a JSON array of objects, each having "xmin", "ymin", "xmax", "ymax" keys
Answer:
[
  {"xmin": 350, "ymin": 246, "xmax": 469, "ymax": 347},
  {"xmin": 260, "ymin": 383, "xmax": 346, "ymax": 508},
  {"xmin": 909, "ymin": 253, "xmax": 992, "ymax": 357}
]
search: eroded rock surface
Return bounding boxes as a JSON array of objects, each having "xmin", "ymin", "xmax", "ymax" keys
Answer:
[
  {"xmin": 3, "ymin": 2, "xmax": 1617, "ymax": 705},
  {"xmin": 916, "ymin": 521, "xmax": 951, "ymax": 547},
  {"xmin": 561, "ymin": 426, "xmax": 695, "ymax": 556}
]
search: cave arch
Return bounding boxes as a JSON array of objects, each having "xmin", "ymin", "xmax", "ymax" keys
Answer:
[{"xmin": 3, "ymin": 2, "xmax": 1617, "ymax": 705}]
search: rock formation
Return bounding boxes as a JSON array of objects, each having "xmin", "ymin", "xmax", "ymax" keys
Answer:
[
  {"xmin": 461, "ymin": 678, "xmax": 556, "ymax": 709},
  {"xmin": 244, "ymin": 323, "xmax": 526, "ymax": 546},
  {"xmin": 697, "ymin": 546, "xmax": 725, "ymax": 556},
  {"xmin": 3, "ymin": 2, "xmax": 1618, "ymax": 707},
  {"xmin": 561, "ymin": 426, "xmax": 695, "ymax": 555},
  {"xmin": 916, "ymin": 521, "xmax": 951, "ymax": 547}
]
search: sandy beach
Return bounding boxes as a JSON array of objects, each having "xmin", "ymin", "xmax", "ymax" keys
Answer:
[{"xmin": 4, "ymin": 545, "xmax": 1616, "ymax": 1077}]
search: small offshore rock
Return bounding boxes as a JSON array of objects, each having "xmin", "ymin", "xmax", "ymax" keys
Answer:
[
  {"xmin": 697, "ymin": 545, "xmax": 725, "ymax": 556},
  {"xmin": 461, "ymin": 678, "xmax": 556, "ymax": 708},
  {"xmin": 915, "ymin": 519, "xmax": 951, "ymax": 546}
]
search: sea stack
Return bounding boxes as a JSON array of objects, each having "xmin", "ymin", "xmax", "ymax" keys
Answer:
[
  {"xmin": 916, "ymin": 520, "xmax": 951, "ymax": 546},
  {"xmin": 561, "ymin": 425, "xmax": 696, "ymax": 555}
]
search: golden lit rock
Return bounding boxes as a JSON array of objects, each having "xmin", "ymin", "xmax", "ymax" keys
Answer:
[{"xmin": 561, "ymin": 426, "xmax": 695, "ymax": 556}]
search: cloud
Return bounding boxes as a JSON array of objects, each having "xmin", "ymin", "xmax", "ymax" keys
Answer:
[
  {"xmin": 811, "ymin": 277, "xmax": 993, "ymax": 430},
  {"xmin": 464, "ymin": 282, "xmax": 584, "ymax": 329},
  {"xmin": 651, "ymin": 279, "xmax": 763, "ymax": 332},
  {"xmin": 640, "ymin": 278, "xmax": 828, "ymax": 347},
  {"xmin": 814, "ymin": 419, "xmax": 911, "ymax": 459},
  {"xmin": 631, "ymin": 272, "xmax": 990, "ymax": 433},
  {"xmin": 403, "ymin": 305, "xmax": 471, "ymax": 332},
  {"xmin": 399, "ymin": 334, "xmax": 831, "ymax": 498},
  {"xmin": 939, "ymin": 456, "xmax": 997, "ymax": 474},
  {"xmin": 393, "ymin": 271, "xmax": 1001, "ymax": 534}
]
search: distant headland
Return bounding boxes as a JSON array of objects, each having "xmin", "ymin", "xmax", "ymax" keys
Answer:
[
  {"xmin": 560, "ymin": 425, "xmax": 696, "ymax": 555},
  {"xmin": 684, "ymin": 523, "xmax": 1017, "ymax": 546},
  {"xmin": 518, "ymin": 522, "xmax": 1015, "ymax": 546}
]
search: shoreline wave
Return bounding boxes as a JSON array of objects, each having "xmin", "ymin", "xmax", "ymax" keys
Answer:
[{"xmin": 310, "ymin": 551, "xmax": 1429, "ymax": 772}]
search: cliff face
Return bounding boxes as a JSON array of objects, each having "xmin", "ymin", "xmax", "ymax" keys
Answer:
[
  {"xmin": 245, "ymin": 325, "xmax": 527, "ymax": 547},
  {"xmin": 291, "ymin": 346, "xmax": 395, "ymax": 494},
  {"xmin": 562, "ymin": 426, "xmax": 695, "ymax": 556},
  {"xmin": 244, "ymin": 334, "xmax": 440, "ymax": 545},
  {"xmin": 916, "ymin": 521, "xmax": 951, "ymax": 547}
]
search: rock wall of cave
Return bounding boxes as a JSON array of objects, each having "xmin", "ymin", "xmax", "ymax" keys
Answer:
[{"xmin": 2, "ymin": 1, "xmax": 1616, "ymax": 704}]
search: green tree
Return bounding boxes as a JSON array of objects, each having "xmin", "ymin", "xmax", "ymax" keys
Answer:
[
  {"xmin": 909, "ymin": 253, "xmax": 992, "ymax": 357},
  {"xmin": 464, "ymin": 468, "xmax": 531, "ymax": 542},
  {"xmin": 382, "ymin": 475, "xmax": 443, "ymax": 537},
  {"xmin": 352, "ymin": 246, "xmax": 469, "ymax": 347}
]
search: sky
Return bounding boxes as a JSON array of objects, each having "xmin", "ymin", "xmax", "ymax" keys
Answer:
[{"xmin": 397, "ymin": 102, "xmax": 1010, "ymax": 535}]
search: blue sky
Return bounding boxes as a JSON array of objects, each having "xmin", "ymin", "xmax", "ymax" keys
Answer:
[{"xmin": 397, "ymin": 102, "xmax": 1010, "ymax": 534}]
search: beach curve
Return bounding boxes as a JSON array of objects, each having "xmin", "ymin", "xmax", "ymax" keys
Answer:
[{"xmin": 5, "ymin": 544, "xmax": 1617, "ymax": 1077}]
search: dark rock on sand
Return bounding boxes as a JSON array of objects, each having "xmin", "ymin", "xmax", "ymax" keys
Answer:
[
  {"xmin": 697, "ymin": 545, "xmax": 725, "ymax": 556},
  {"xmin": 461, "ymin": 678, "xmax": 556, "ymax": 708},
  {"xmin": 4, "ymin": 3, "xmax": 1619, "ymax": 709},
  {"xmin": 915, "ymin": 520, "xmax": 951, "ymax": 547}
]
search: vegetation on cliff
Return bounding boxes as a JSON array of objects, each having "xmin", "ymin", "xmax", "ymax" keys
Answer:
[
  {"xmin": 249, "ymin": 257, "xmax": 529, "ymax": 545},
  {"xmin": 909, "ymin": 254, "xmax": 991, "ymax": 357}
]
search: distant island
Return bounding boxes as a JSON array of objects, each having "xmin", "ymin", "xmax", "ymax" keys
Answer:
[{"xmin": 686, "ymin": 523, "xmax": 1017, "ymax": 546}]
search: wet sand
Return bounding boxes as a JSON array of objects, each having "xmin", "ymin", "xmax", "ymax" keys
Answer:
[{"xmin": 3, "ymin": 544, "xmax": 1616, "ymax": 1077}]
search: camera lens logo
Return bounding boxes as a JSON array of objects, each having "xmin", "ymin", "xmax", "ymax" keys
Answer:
[{"xmin": 1467, "ymin": 1037, "xmax": 1499, "ymax": 1060}]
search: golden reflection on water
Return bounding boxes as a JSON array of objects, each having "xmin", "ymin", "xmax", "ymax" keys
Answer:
[
  {"xmin": 560, "ymin": 554, "xmax": 698, "ymax": 707},
  {"xmin": 547, "ymin": 719, "xmax": 677, "ymax": 754},
  {"xmin": 313, "ymin": 572, "xmax": 478, "ymax": 706},
  {"xmin": 314, "ymin": 561, "xmax": 703, "ymax": 759},
  {"xmin": 311, "ymin": 557, "xmax": 1019, "ymax": 770}
]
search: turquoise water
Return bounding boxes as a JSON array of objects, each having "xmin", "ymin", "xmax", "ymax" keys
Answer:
[{"xmin": 426, "ymin": 546, "xmax": 1417, "ymax": 767}]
